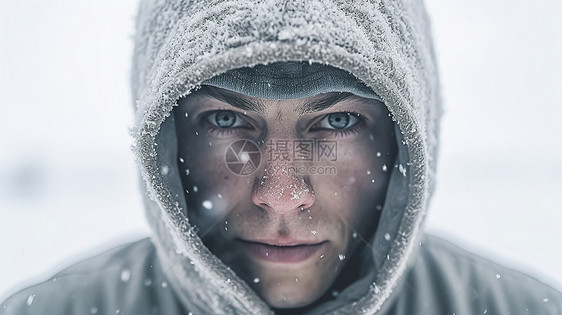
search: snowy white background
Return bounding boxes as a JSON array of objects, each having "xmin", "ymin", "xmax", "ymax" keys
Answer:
[{"xmin": 1, "ymin": 0, "xmax": 561, "ymax": 299}]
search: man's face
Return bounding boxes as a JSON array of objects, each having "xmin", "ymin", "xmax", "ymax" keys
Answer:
[{"xmin": 173, "ymin": 86, "xmax": 397, "ymax": 309}]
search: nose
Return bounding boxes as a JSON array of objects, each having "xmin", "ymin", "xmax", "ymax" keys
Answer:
[{"xmin": 252, "ymin": 165, "xmax": 316, "ymax": 213}]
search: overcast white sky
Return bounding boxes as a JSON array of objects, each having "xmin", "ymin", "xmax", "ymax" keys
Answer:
[{"xmin": 1, "ymin": 0, "xmax": 561, "ymax": 298}]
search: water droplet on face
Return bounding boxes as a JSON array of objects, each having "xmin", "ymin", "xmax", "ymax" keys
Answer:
[
  {"xmin": 161, "ymin": 165, "xmax": 169, "ymax": 175},
  {"xmin": 202, "ymin": 200, "xmax": 213, "ymax": 209},
  {"xmin": 184, "ymin": 169, "xmax": 191, "ymax": 176},
  {"xmin": 120, "ymin": 269, "xmax": 131, "ymax": 282},
  {"xmin": 218, "ymin": 194, "xmax": 222, "ymax": 199},
  {"xmin": 332, "ymin": 290, "xmax": 339, "ymax": 297},
  {"xmin": 398, "ymin": 164, "xmax": 407, "ymax": 176},
  {"xmin": 338, "ymin": 254, "xmax": 346, "ymax": 260},
  {"xmin": 265, "ymin": 252, "xmax": 269, "ymax": 256},
  {"xmin": 195, "ymin": 131, "xmax": 199, "ymax": 136},
  {"xmin": 184, "ymin": 112, "xmax": 189, "ymax": 118},
  {"xmin": 382, "ymin": 164, "xmax": 388, "ymax": 172},
  {"xmin": 161, "ymin": 281, "xmax": 168, "ymax": 288},
  {"xmin": 239, "ymin": 151, "xmax": 250, "ymax": 163},
  {"xmin": 179, "ymin": 157, "xmax": 185, "ymax": 163},
  {"xmin": 90, "ymin": 306, "xmax": 98, "ymax": 314},
  {"xmin": 543, "ymin": 298, "xmax": 550, "ymax": 303},
  {"xmin": 320, "ymin": 254, "xmax": 325, "ymax": 259},
  {"xmin": 144, "ymin": 279, "xmax": 152, "ymax": 286},
  {"xmin": 366, "ymin": 170, "xmax": 371, "ymax": 175},
  {"xmin": 26, "ymin": 294, "xmax": 35, "ymax": 306},
  {"xmin": 371, "ymin": 179, "xmax": 375, "ymax": 183},
  {"xmin": 308, "ymin": 216, "xmax": 312, "ymax": 220},
  {"xmin": 352, "ymin": 232, "xmax": 358, "ymax": 238},
  {"xmin": 376, "ymin": 152, "xmax": 381, "ymax": 157},
  {"xmin": 334, "ymin": 191, "xmax": 338, "ymax": 196},
  {"xmin": 311, "ymin": 230, "xmax": 317, "ymax": 235},
  {"xmin": 369, "ymin": 134, "xmax": 374, "ymax": 141},
  {"xmin": 384, "ymin": 233, "xmax": 391, "ymax": 241},
  {"xmin": 193, "ymin": 186, "xmax": 198, "ymax": 192},
  {"xmin": 295, "ymin": 278, "xmax": 299, "ymax": 283},
  {"xmin": 495, "ymin": 273, "xmax": 501, "ymax": 279},
  {"xmin": 253, "ymin": 277, "xmax": 260, "ymax": 283}
]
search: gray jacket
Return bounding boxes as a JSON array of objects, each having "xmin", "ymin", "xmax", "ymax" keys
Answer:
[
  {"xmin": 2, "ymin": 236, "xmax": 560, "ymax": 314},
  {"xmin": 2, "ymin": 0, "xmax": 561, "ymax": 314}
]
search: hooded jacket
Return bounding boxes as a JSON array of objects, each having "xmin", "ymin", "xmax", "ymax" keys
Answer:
[{"xmin": 2, "ymin": 1, "xmax": 561, "ymax": 314}]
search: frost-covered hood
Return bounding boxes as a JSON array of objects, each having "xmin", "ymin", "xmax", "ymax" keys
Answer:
[{"xmin": 130, "ymin": 1, "xmax": 441, "ymax": 314}]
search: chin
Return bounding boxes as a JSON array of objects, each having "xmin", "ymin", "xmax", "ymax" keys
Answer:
[
  {"xmin": 266, "ymin": 295, "xmax": 314, "ymax": 310},
  {"xmin": 258, "ymin": 281, "xmax": 326, "ymax": 310}
]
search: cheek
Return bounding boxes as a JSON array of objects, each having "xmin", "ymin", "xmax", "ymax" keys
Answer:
[
  {"xmin": 177, "ymin": 134, "xmax": 253, "ymax": 231},
  {"xmin": 314, "ymin": 142, "xmax": 392, "ymax": 231}
]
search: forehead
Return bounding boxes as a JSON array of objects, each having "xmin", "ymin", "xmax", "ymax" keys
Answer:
[{"xmin": 183, "ymin": 85, "xmax": 383, "ymax": 115}]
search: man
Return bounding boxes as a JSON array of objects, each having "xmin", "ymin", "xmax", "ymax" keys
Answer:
[{"xmin": 2, "ymin": 1, "xmax": 561, "ymax": 314}]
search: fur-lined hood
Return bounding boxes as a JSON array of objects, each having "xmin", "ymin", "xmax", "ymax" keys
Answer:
[{"xmin": 130, "ymin": 1, "xmax": 441, "ymax": 313}]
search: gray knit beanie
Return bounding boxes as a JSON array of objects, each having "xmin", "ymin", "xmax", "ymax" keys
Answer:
[{"xmin": 203, "ymin": 61, "xmax": 382, "ymax": 101}]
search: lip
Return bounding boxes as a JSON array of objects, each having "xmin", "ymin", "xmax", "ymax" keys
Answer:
[{"xmin": 237, "ymin": 239, "xmax": 327, "ymax": 263}]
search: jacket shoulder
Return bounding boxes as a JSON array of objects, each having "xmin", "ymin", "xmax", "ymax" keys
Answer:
[
  {"xmin": 1, "ymin": 238, "xmax": 185, "ymax": 315},
  {"xmin": 386, "ymin": 234, "xmax": 562, "ymax": 314}
]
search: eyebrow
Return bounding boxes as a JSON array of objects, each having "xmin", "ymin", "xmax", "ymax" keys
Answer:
[
  {"xmin": 197, "ymin": 86, "xmax": 266, "ymax": 114},
  {"xmin": 300, "ymin": 92, "xmax": 354, "ymax": 114},
  {"xmin": 197, "ymin": 86, "xmax": 353, "ymax": 115}
]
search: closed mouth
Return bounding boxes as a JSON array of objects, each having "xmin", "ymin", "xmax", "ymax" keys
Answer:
[{"xmin": 238, "ymin": 239, "xmax": 327, "ymax": 263}]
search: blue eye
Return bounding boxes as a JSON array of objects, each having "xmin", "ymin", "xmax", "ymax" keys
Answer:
[
  {"xmin": 206, "ymin": 110, "xmax": 248, "ymax": 128},
  {"xmin": 317, "ymin": 113, "xmax": 360, "ymax": 130},
  {"xmin": 328, "ymin": 113, "xmax": 350, "ymax": 129},
  {"xmin": 215, "ymin": 111, "xmax": 236, "ymax": 127}
]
